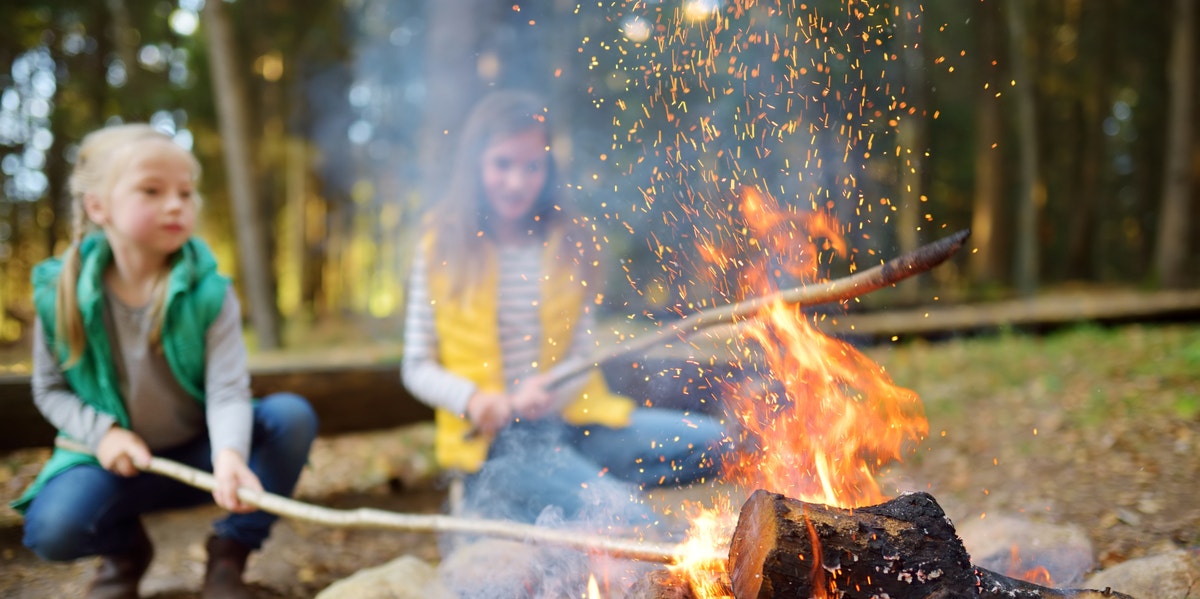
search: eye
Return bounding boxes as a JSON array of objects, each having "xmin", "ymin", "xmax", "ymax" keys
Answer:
[{"xmin": 140, "ymin": 185, "xmax": 160, "ymax": 196}]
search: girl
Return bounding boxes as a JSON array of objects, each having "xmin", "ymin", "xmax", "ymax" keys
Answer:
[
  {"xmin": 14, "ymin": 123, "xmax": 317, "ymax": 599},
  {"xmin": 402, "ymin": 90, "xmax": 726, "ymax": 530}
]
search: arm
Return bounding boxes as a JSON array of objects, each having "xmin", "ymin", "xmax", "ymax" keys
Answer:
[
  {"xmin": 203, "ymin": 288, "xmax": 260, "ymax": 512},
  {"xmin": 30, "ymin": 316, "xmax": 117, "ymax": 452},
  {"xmin": 31, "ymin": 315, "xmax": 149, "ymax": 475},
  {"xmin": 401, "ymin": 248, "xmax": 482, "ymax": 415},
  {"xmin": 541, "ymin": 299, "xmax": 601, "ymax": 414},
  {"xmin": 402, "ymin": 248, "xmax": 513, "ymax": 433}
]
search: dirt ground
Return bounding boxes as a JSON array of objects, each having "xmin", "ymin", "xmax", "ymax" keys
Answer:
[{"xmin": 1, "ymin": 323, "xmax": 1197, "ymax": 597}]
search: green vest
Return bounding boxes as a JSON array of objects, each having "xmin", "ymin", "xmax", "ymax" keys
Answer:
[{"xmin": 12, "ymin": 234, "xmax": 229, "ymax": 513}]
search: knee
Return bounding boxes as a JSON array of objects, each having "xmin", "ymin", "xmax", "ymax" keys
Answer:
[
  {"xmin": 261, "ymin": 392, "xmax": 319, "ymax": 444},
  {"xmin": 23, "ymin": 506, "xmax": 89, "ymax": 561}
]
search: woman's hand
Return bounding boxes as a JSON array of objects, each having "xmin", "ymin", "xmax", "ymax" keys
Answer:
[
  {"xmin": 466, "ymin": 391, "xmax": 513, "ymax": 435},
  {"xmin": 509, "ymin": 374, "xmax": 555, "ymax": 420},
  {"xmin": 212, "ymin": 448, "xmax": 263, "ymax": 513},
  {"xmin": 96, "ymin": 426, "xmax": 152, "ymax": 477}
]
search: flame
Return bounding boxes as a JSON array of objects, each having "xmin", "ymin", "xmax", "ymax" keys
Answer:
[
  {"xmin": 717, "ymin": 186, "xmax": 927, "ymax": 507},
  {"xmin": 1007, "ymin": 545, "xmax": 1055, "ymax": 586},
  {"xmin": 670, "ymin": 185, "xmax": 928, "ymax": 598},
  {"xmin": 587, "ymin": 573, "xmax": 602, "ymax": 599},
  {"xmin": 669, "ymin": 499, "xmax": 736, "ymax": 597}
]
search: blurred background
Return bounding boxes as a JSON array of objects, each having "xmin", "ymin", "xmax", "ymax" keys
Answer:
[{"xmin": 0, "ymin": 0, "xmax": 1196, "ymax": 356}]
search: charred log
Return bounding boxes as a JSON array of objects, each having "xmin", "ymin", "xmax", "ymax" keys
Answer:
[{"xmin": 728, "ymin": 490, "xmax": 1135, "ymax": 599}]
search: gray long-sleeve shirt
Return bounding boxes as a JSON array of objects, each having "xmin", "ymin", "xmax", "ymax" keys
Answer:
[{"xmin": 31, "ymin": 286, "xmax": 253, "ymax": 461}]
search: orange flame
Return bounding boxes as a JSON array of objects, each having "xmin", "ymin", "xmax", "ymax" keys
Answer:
[
  {"xmin": 717, "ymin": 186, "xmax": 927, "ymax": 507},
  {"xmin": 1007, "ymin": 545, "xmax": 1055, "ymax": 586},
  {"xmin": 671, "ymin": 185, "xmax": 928, "ymax": 598},
  {"xmin": 668, "ymin": 499, "xmax": 735, "ymax": 597}
]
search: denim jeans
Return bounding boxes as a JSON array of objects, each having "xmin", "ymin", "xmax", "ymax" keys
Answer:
[
  {"xmin": 22, "ymin": 392, "xmax": 317, "ymax": 560},
  {"xmin": 462, "ymin": 408, "xmax": 726, "ymax": 530}
]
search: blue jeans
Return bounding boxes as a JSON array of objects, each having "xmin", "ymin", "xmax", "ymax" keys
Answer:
[
  {"xmin": 22, "ymin": 393, "xmax": 317, "ymax": 560},
  {"xmin": 462, "ymin": 408, "xmax": 726, "ymax": 529}
]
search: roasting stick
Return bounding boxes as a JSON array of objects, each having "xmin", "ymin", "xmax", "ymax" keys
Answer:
[
  {"xmin": 52, "ymin": 437, "xmax": 721, "ymax": 565},
  {"xmin": 546, "ymin": 228, "xmax": 971, "ymax": 389}
]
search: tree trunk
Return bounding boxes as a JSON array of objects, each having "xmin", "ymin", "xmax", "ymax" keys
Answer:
[
  {"xmin": 202, "ymin": 0, "xmax": 281, "ymax": 349},
  {"xmin": 1005, "ymin": 0, "xmax": 1040, "ymax": 298},
  {"xmin": 894, "ymin": 0, "xmax": 927, "ymax": 303},
  {"xmin": 970, "ymin": 0, "xmax": 1008, "ymax": 287},
  {"xmin": 728, "ymin": 490, "xmax": 1135, "ymax": 599},
  {"xmin": 419, "ymin": 0, "xmax": 488, "ymax": 205},
  {"xmin": 1063, "ymin": 0, "xmax": 1112, "ymax": 282},
  {"xmin": 1153, "ymin": 0, "xmax": 1195, "ymax": 289}
]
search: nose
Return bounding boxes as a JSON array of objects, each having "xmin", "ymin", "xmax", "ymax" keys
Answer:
[
  {"xmin": 164, "ymin": 191, "xmax": 189, "ymax": 211},
  {"xmin": 503, "ymin": 167, "xmax": 527, "ymax": 191}
]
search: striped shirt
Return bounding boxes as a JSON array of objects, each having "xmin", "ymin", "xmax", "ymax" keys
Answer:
[{"xmin": 401, "ymin": 243, "xmax": 595, "ymax": 415}]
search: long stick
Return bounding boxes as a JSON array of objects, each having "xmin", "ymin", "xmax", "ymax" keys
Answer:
[
  {"xmin": 548, "ymin": 228, "xmax": 971, "ymax": 388},
  {"xmin": 53, "ymin": 438, "xmax": 718, "ymax": 565}
]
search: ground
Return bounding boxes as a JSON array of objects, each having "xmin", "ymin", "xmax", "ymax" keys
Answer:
[{"xmin": 1, "ymin": 323, "xmax": 1197, "ymax": 597}]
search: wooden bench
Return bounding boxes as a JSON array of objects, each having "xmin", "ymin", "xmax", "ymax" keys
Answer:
[{"xmin": 0, "ymin": 362, "xmax": 433, "ymax": 451}]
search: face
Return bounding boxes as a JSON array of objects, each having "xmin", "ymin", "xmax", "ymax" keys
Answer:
[
  {"xmin": 86, "ymin": 140, "xmax": 198, "ymax": 259},
  {"xmin": 479, "ymin": 125, "xmax": 550, "ymax": 229}
]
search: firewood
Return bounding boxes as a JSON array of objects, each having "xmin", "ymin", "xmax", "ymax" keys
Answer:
[{"xmin": 728, "ymin": 489, "xmax": 1136, "ymax": 599}]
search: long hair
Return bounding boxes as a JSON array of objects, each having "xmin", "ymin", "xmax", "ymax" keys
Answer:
[
  {"xmin": 56, "ymin": 123, "xmax": 202, "ymax": 366},
  {"xmin": 430, "ymin": 90, "xmax": 596, "ymax": 296}
]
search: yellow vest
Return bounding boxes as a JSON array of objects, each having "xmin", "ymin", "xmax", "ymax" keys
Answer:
[{"xmin": 426, "ymin": 232, "xmax": 634, "ymax": 472}]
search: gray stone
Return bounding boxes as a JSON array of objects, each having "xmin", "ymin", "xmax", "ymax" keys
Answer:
[
  {"xmin": 1083, "ymin": 548, "xmax": 1200, "ymax": 599},
  {"xmin": 315, "ymin": 554, "xmax": 453, "ymax": 599},
  {"xmin": 956, "ymin": 514, "xmax": 1095, "ymax": 586}
]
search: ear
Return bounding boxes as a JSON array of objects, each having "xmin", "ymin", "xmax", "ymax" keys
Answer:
[{"xmin": 82, "ymin": 192, "xmax": 107, "ymax": 226}]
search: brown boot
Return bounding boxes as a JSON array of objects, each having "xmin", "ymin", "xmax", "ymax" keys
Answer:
[
  {"xmin": 202, "ymin": 535, "xmax": 255, "ymax": 599},
  {"xmin": 85, "ymin": 521, "xmax": 154, "ymax": 599}
]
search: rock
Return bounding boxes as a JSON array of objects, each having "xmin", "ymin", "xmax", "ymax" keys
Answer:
[
  {"xmin": 314, "ymin": 554, "xmax": 452, "ymax": 599},
  {"xmin": 436, "ymin": 538, "xmax": 560, "ymax": 598},
  {"xmin": 956, "ymin": 514, "xmax": 1095, "ymax": 586},
  {"xmin": 1083, "ymin": 547, "xmax": 1200, "ymax": 599}
]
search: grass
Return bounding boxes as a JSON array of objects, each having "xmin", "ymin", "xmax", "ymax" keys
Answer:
[{"xmin": 862, "ymin": 323, "xmax": 1200, "ymax": 561}]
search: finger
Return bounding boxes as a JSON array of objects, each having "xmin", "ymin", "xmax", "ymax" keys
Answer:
[
  {"xmin": 129, "ymin": 447, "xmax": 152, "ymax": 470},
  {"xmin": 114, "ymin": 455, "xmax": 137, "ymax": 477}
]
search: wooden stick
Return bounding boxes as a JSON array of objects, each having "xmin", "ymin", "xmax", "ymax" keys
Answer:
[
  {"xmin": 547, "ymin": 228, "xmax": 971, "ymax": 388},
  {"xmin": 53, "ymin": 438, "xmax": 719, "ymax": 565}
]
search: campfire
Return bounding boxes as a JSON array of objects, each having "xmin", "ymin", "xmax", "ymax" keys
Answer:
[{"xmin": 613, "ymin": 187, "xmax": 1134, "ymax": 599}]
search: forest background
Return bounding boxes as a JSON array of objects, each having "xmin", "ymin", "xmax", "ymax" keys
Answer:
[{"xmin": 0, "ymin": 0, "xmax": 1196, "ymax": 357}]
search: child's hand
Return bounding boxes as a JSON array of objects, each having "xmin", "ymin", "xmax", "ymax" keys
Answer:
[
  {"xmin": 510, "ymin": 374, "xmax": 555, "ymax": 420},
  {"xmin": 96, "ymin": 427, "xmax": 152, "ymax": 477},
  {"xmin": 212, "ymin": 448, "xmax": 263, "ymax": 514},
  {"xmin": 466, "ymin": 391, "xmax": 513, "ymax": 435}
]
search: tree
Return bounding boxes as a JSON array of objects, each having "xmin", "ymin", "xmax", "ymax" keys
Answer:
[
  {"xmin": 202, "ymin": 0, "xmax": 280, "ymax": 349},
  {"xmin": 1004, "ymin": 0, "xmax": 1040, "ymax": 297},
  {"xmin": 969, "ymin": 0, "xmax": 1007, "ymax": 288},
  {"xmin": 894, "ymin": 0, "xmax": 928, "ymax": 302},
  {"xmin": 1154, "ymin": 0, "xmax": 1195, "ymax": 288}
]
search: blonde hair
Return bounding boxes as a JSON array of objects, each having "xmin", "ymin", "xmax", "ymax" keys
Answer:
[
  {"xmin": 431, "ymin": 90, "xmax": 599, "ymax": 296},
  {"xmin": 56, "ymin": 123, "xmax": 202, "ymax": 366}
]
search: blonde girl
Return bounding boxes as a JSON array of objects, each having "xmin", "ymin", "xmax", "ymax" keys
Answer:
[{"xmin": 15, "ymin": 123, "xmax": 317, "ymax": 599}]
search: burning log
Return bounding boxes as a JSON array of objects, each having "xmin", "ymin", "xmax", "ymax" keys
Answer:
[{"xmin": 727, "ymin": 490, "xmax": 1135, "ymax": 599}]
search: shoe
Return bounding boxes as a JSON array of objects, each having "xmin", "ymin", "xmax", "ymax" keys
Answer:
[
  {"xmin": 85, "ymin": 521, "xmax": 154, "ymax": 599},
  {"xmin": 202, "ymin": 535, "xmax": 255, "ymax": 599}
]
